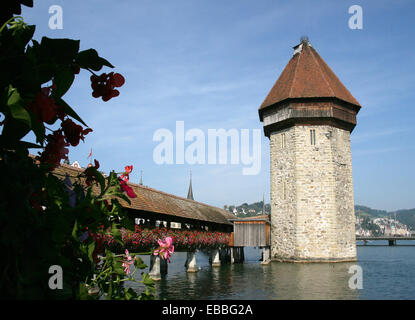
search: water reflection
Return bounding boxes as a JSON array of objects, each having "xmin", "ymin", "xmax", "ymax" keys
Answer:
[
  {"xmin": 123, "ymin": 245, "xmax": 415, "ymax": 299},
  {"xmin": 264, "ymin": 262, "xmax": 359, "ymax": 299},
  {"xmin": 128, "ymin": 248, "xmax": 359, "ymax": 300}
]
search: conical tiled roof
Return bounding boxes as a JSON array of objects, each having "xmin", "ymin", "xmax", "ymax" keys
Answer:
[{"xmin": 259, "ymin": 39, "xmax": 361, "ymax": 114}]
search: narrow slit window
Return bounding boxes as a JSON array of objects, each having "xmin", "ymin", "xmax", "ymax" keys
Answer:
[
  {"xmin": 281, "ymin": 133, "xmax": 286, "ymax": 149},
  {"xmin": 310, "ymin": 129, "xmax": 316, "ymax": 145},
  {"xmin": 282, "ymin": 181, "xmax": 286, "ymax": 200}
]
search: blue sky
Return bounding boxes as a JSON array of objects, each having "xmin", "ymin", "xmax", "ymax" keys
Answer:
[{"xmin": 21, "ymin": 0, "xmax": 415, "ymax": 211}]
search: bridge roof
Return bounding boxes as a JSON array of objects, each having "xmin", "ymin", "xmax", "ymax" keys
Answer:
[
  {"xmin": 229, "ymin": 214, "xmax": 271, "ymax": 224},
  {"xmin": 52, "ymin": 162, "xmax": 235, "ymax": 226}
]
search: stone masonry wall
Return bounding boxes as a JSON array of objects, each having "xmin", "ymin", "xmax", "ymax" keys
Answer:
[
  {"xmin": 270, "ymin": 128, "xmax": 297, "ymax": 259},
  {"xmin": 332, "ymin": 128, "xmax": 357, "ymax": 259},
  {"xmin": 270, "ymin": 125, "xmax": 357, "ymax": 261}
]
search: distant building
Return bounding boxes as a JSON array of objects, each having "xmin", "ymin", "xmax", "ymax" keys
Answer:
[{"xmin": 71, "ymin": 160, "xmax": 81, "ymax": 168}]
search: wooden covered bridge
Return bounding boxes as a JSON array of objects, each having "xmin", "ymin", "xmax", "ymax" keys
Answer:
[
  {"xmin": 53, "ymin": 162, "xmax": 235, "ymax": 233},
  {"xmin": 52, "ymin": 161, "xmax": 272, "ymax": 279}
]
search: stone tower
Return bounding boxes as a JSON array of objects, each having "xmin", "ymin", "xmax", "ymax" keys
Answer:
[{"xmin": 258, "ymin": 38, "xmax": 361, "ymax": 262}]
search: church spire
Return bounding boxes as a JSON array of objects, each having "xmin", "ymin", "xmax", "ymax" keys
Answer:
[
  {"xmin": 187, "ymin": 170, "xmax": 194, "ymax": 200},
  {"xmin": 139, "ymin": 170, "xmax": 143, "ymax": 185}
]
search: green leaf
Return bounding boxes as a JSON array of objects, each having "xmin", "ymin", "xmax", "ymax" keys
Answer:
[
  {"xmin": 110, "ymin": 223, "xmax": 122, "ymax": 244},
  {"xmin": 108, "ymin": 171, "xmax": 119, "ymax": 186},
  {"xmin": 76, "ymin": 48, "xmax": 114, "ymax": 71},
  {"xmin": 14, "ymin": 140, "xmax": 42, "ymax": 149},
  {"xmin": 54, "ymin": 97, "xmax": 87, "ymax": 127},
  {"xmin": 134, "ymin": 257, "xmax": 147, "ymax": 270},
  {"xmin": 52, "ymin": 66, "xmax": 74, "ymax": 98},
  {"xmin": 40, "ymin": 37, "xmax": 80, "ymax": 65},
  {"xmin": 7, "ymin": 86, "xmax": 31, "ymax": 127},
  {"xmin": 95, "ymin": 169, "xmax": 106, "ymax": 193},
  {"xmin": 105, "ymin": 186, "xmax": 131, "ymax": 205},
  {"xmin": 84, "ymin": 167, "xmax": 105, "ymax": 193},
  {"xmin": 78, "ymin": 283, "xmax": 89, "ymax": 300},
  {"xmin": 124, "ymin": 288, "xmax": 138, "ymax": 300},
  {"xmin": 105, "ymin": 248, "xmax": 114, "ymax": 259},
  {"xmin": 29, "ymin": 111, "xmax": 46, "ymax": 145},
  {"xmin": 113, "ymin": 260, "xmax": 126, "ymax": 276},
  {"xmin": 32, "ymin": 62, "xmax": 57, "ymax": 85},
  {"xmin": 141, "ymin": 272, "xmax": 155, "ymax": 287},
  {"xmin": 0, "ymin": 117, "xmax": 31, "ymax": 143},
  {"xmin": 0, "ymin": 135, "xmax": 39, "ymax": 150},
  {"xmin": 87, "ymin": 241, "xmax": 95, "ymax": 263},
  {"xmin": 72, "ymin": 220, "xmax": 78, "ymax": 241},
  {"xmin": 12, "ymin": 24, "xmax": 35, "ymax": 50}
]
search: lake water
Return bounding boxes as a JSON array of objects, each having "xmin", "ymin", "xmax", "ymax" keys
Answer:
[{"xmin": 129, "ymin": 241, "xmax": 415, "ymax": 300}]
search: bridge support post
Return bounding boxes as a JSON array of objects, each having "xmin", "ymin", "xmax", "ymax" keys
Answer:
[
  {"xmin": 232, "ymin": 247, "xmax": 244, "ymax": 263},
  {"xmin": 219, "ymin": 247, "xmax": 231, "ymax": 264},
  {"xmin": 211, "ymin": 249, "xmax": 221, "ymax": 267},
  {"xmin": 160, "ymin": 258, "xmax": 168, "ymax": 275},
  {"xmin": 186, "ymin": 251, "xmax": 198, "ymax": 273},
  {"xmin": 260, "ymin": 247, "xmax": 271, "ymax": 265},
  {"xmin": 149, "ymin": 255, "xmax": 161, "ymax": 281}
]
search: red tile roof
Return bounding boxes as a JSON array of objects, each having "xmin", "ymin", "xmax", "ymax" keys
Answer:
[{"xmin": 259, "ymin": 40, "xmax": 361, "ymax": 112}]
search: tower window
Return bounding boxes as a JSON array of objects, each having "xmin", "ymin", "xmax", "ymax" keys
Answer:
[
  {"xmin": 281, "ymin": 133, "xmax": 286, "ymax": 148},
  {"xmin": 310, "ymin": 129, "xmax": 316, "ymax": 145},
  {"xmin": 282, "ymin": 181, "xmax": 286, "ymax": 200}
]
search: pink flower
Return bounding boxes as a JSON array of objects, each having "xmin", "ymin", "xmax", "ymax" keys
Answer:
[
  {"xmin": 154, "ymin": 237, "xmax": 174, "ymax": 262},
  {"xmin": 118, "ymin": 164, "xmax": 137, "ymax": 198},
  {"xmin": 119, "ymin": 179, "xmax": 137, "ymax": 198},
  {"xmin": 125, "ymin": 165, "xmax": 133, "ymax": 174},
  {"xmin": 120, "ymin": 165, "xmax": 133, "ymax": 182},
  {"xmin": 122, "ymin": 249, "xmax": 136, "ymax": 275}
]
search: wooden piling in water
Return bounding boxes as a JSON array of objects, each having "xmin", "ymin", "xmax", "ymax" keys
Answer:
[
  {"xmin": 186, "ymin": 251, "xmax": 198, "ymax": 273},
  {"xmin": 149, "ymin": 255, "xmax": 161, "ymax": 281}
]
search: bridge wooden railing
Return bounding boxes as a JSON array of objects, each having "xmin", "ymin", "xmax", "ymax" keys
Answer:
[
  {"xmin": 356, "ymin": 235, "xmax": 415, "ymax": 246},
  {"xmin": 356, "ymin": 236, "xmax": 415, "ymax": 240}
]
